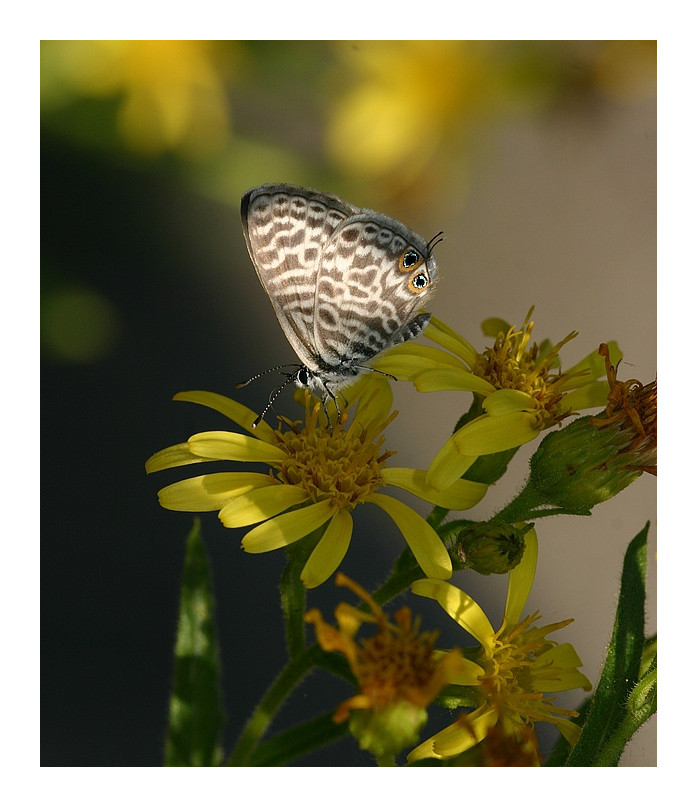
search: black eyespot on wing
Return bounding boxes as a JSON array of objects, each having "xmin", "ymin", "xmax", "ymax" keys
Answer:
[
  {"xmin": 409, "ymin": 270, "xmax": 430, "ymax": 293},
  {"xmin": 400, "ymin": 248, "xmax": 424, "ymax": 272}
]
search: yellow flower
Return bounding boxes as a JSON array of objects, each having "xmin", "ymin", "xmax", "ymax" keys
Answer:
[
  {"xmin": 407, "ymin": 529, "xmax": 592, "ymax": 763},
  {"xmin": 373, "ymin": 309, "xmax": 619, "ymax": 489},
  {"xmin": 145, "ymin": 379, "xmax": 488, "ymax": 588},
  {"xmin": 305, "ymin": 573, "xmax": 474, "ymax": 759},
  {"xmin": 326, "ymin": 41, "xmax": 495, "ymax": 184}
]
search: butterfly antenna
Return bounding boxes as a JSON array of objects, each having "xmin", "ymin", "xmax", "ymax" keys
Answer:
[
  {"xmin": 427, "ymin": 231, "xmax": 445, "ymax": 255},
  {"xmin": 236, "ymin": 364, "xmax": 302, "ymax": 389},
  {"xmin": 252, "ymin": 374, "xmax": 297, "ymax": 428}
]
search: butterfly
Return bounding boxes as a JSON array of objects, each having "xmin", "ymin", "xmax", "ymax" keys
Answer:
[{"xmin": 238, "ymin": 183, "xmax": 441, "ymax": 425}]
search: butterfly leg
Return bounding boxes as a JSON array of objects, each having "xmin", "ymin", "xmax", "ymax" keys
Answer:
[{"xmin": 318, "ymin": 383, "xmax": 343, "ymax": 432}]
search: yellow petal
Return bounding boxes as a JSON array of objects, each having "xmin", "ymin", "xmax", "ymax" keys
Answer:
[
  {"xmin": 425, "ymin": 436, "xmax": 477, "ymax": 491},
  {"xmin": 556, "ymin": 718, "xmax": 583, "ymax": 747},
  {"xmin": 482, "ymin": 388, "xmax": 536, "ymax": 416},
  {"xmin": 407, "ymin": 705, "xmax": 495, "ymax": 762},
  {"xmin": 411, "ymin": 579, "xmax": 495, "ymax": 646},
  {"xmin": 432, "ymin": 650, "xmax": 485, "ymax": 686},
  {"xmin": 452, "ymin": 412, "xmax": 540, "ymax": 456},
  {"xmin": 432, "ymin": 706, "xmax": 498, "ymax": 757},
  {"xmin": 368, "ymin": 493, "xmax": 451, "ymax": 579},
  {"xmin": 187, "ymin": 431, "xmax": 286, "ymax": 463},
  {"xmin": 145, "ymin": 442, "xmax": 214, "ymax": 473},
  {"xmin": 301, "ymin": 510, "xmax": 353, "ymax": 589},
  {"xmin": 371, "ymin": 343, "xmax": 466, "ymax": 380},
  {"xmin": 158, "ymin": 472, "xmax": 272, "ymax": 511},
  {"xmin": 219, "ymin": 484, "xmax": 309, "ymax": 528},
  {"xmin": 242, "ymin": 499, "xmax": 337, "ymax": 553},
  {"xmin": 424, "ymin": 316, "xmax": 479, "ymax": 366},
  {"xmin": 173, "ymin": 390, "xmax": 277, "ymax": 443},
  {"xmin": 382, "ymin": 467, "xmax": 487, "ymax": 510},
  {"xmin": 412, "ymin": 368, "xmax": 496, "ymax": 395},
  {"xmin": 535, "ymin": 644, "xmax": 592, "ymax": 692},
  {"xmin": 504, "ymin": 528, "xmax": 537, "ymax": 625}
]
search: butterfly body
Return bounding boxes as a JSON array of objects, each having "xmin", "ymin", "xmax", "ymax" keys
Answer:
[{"xmin": 240, "ymin": 183, "xmax": 439, "ymax": 409}]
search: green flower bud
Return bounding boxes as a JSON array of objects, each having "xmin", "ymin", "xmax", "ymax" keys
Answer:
[
  {"xmin": 529, "ymin": 415, "xmax": 644, "ymax": 513},
  {"xmin": 349, "ymin": 701, "xmax": 428, "ymax": 759},
  {"xmin": 454, "ymin": 522, "xmax": 528, "ymax": 575}
]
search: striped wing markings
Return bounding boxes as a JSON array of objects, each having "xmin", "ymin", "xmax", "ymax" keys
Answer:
[
  {"xmin": 313, "ymin": 213, "xmax": 435, "ymax": 366},
  {"xmin": 241, "ymin": 184, "xmax": 356, "ymax": 367}
]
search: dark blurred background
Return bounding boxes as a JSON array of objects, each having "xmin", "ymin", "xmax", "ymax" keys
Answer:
[{"xmin": 41, "ymin": 41, "xmax": 656, "ymax": 766}]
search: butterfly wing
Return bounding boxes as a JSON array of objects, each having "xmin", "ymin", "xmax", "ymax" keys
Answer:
[
  {"xmin": 241, "ymin": 184, "xmax": 358, "ymax": 369},
  {"xmin": 312, "ymin": 211, "xmax": 438, "ymax": 375}
]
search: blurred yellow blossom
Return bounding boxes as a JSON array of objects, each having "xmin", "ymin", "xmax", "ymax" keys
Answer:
[
  {"xmin": 326, "ymin": 41, "xmax": 656, "ymax": 190},
  {"xmin": 326, "ymin": 41, "xmax": 497, "ymax": 186},
  {"xmin": 305, "ymin": 573, "xmax": 472, "ymax": 760},
  {"xmin": 41, "ymin": 40, "xmax": 237, "ymax": 160}
]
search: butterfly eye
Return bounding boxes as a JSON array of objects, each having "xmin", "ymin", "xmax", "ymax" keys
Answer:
[
  {"xmin": 400, "ymin": 248, "xmax": 423, "ymax": 271},
  {"xmin": 409, "ymin": 270, "xmax": 430, "ymax": 293}
]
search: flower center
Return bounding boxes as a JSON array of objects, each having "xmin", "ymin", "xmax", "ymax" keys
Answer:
[
  {"xmin": 479, "ymin": 613, "xmax": 579, "ymax": 730},
  {"xmin": 473, "ymin": 309, "xmax": 581, "ymax": 428},
  {"xmin": 357, "ymin": 609, "xmax": 439, "ymax": 708},
  {"xmin": 272, "ymin": 396, "xmax": 396, "ymax": 510}
]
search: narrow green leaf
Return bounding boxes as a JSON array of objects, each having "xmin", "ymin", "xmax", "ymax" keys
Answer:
[
  {"xmin": 248, "ymin": 713, "xmax": 349, "ymax": 766},
  {"xmin": 164, "ymin": 519, "xmax": 225, "ymax": 766},
  {"xmin": 564, "ymin": 522, "xmax": 649, "ymax": 766}
]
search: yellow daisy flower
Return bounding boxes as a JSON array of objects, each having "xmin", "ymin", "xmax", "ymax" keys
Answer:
[
  {"xmin": 145, "ymin": 379, "xmax": 489, "ymax": 588},
  {"xmin": 305, "ymin": 573, "xmax": 475, "ymax": 760},
  {"xmin": 407, "ymin": 528, "xmax": 592, "ymax": 764},
  {"xmin": 373, "ymin": 309, "xmax": 619, "ymax": 490}
]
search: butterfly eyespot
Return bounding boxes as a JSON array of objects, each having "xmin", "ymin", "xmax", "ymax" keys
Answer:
[
  {"xmin": 410, "ymin": 271, "xmax": 430, "ymax": 292},
  {"xmin": 400, "ymin": 248, "xmax": 423, "ymax": 271}
]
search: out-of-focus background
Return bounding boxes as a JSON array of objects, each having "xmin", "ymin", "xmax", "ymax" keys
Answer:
[{"xmin": 41, "ymin": 40, "xmax": 656, "ymax": 766}]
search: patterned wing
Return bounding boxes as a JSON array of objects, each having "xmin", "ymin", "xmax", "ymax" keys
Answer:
[
  {"xmin": 241, "ymin": 184, "xmax": 358, "ymax": 369},
  {"xmin": 312, "ymin": 211, "xmax": 438, "ymax": 372}
]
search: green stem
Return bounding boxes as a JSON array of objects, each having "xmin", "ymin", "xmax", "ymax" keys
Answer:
[
  {"xmin": 279, "ymin": 551, "xmax": 307, "ymax": 660},
  {"xmin": 372, "ymin": 556, "xmax": 423, "ymax": 606},
  {"xmin": 427, "ymin": 505, "xmax": 449, "ymax": 529},
  {"xmin": 592, "ymin": 709, "xmax": 653, "ymax": 767},
  {"xmin": 279, "ymin": 522, "xmax": 329, "ymax": 659},
  {"xmin": 226, "ymin": 644, "xmax": 321, "ymax": 766},
  {"xmin": 494, "ymin": 481, "xmax": 548, "ymax": 523}
]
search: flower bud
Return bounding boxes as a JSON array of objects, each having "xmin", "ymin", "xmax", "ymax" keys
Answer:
[
  {"xmin": 454, "ymin": 522, "xmax": 528, "ymax": 575},
  {"xmin": 349, "ymin": 701, "xmax": 428, "ymax": 759},
  {"xmin": 527, "ymin": 346, "xmax": 656, "ymax": 513},
  {"xmin": 529, "ymin": 415, "xmax": 645, "ymax": 513}
]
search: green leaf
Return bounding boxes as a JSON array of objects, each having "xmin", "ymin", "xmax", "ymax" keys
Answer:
[
  {"xmin": 564, "ymin": 522, "xmax": 650, "ymax": 766},
  {"xmin": 164, "ymin": 519, "xmax": 225, "ymax": 766},
  {"xmin": 248, "ymin": 713, "xmax": 349, "ymax": 766}
]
